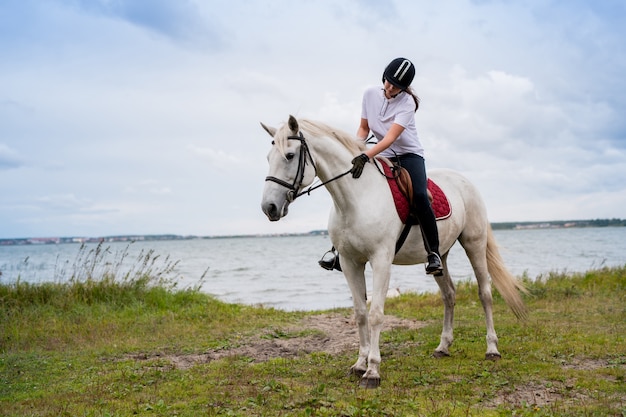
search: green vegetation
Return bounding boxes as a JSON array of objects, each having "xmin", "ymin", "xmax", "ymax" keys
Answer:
[{"xmin": 1, "ymin": 246, "xmax": 624, "ymax": 416}]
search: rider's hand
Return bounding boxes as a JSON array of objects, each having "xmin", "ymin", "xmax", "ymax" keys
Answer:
[{"xmin": 350, "ymin": 153, "xmax": 369, "ymax": 178}]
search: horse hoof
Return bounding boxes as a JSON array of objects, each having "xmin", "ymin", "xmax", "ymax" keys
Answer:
[
  {"xmin": 359, "ymin": 376, "xmax": 381, "ymax": 389},
  {"xmin": 485, "ymin": 352, "xmax": 501, "ymax": 361},
  {"xmin": 432, "ymin": 350, "xmax": 450, "ymax": 359},
  {"xmin": 348, "ymin": 367, "xmax": 366, "ymax": 378}
]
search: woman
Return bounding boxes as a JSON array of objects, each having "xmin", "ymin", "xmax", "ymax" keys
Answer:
[{"xmin": 319, "ymin": 57, "xmax": 443, "ymax": 275}]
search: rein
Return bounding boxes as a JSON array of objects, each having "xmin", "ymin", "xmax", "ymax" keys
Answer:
[{"xmin": 295, "ymin": 169, "xmax": 353, "ymax": 199}]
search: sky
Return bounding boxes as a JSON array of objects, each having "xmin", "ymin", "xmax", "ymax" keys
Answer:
[{"xmin": 1, "ymin": 0, "xmax": 625, "ymax": 239}]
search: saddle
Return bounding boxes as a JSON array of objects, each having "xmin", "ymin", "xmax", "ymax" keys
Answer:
[{"xmin": 376, "ymin": 157, "xmax": 451, "ymax": 224}]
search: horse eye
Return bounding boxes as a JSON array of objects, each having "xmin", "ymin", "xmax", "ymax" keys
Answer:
[
  {"xmin": 271, "ymin": 140, "xmax": 275, "ymax": 145},
  {"xmin": 286, "ymin": 153, "xmax": 295, "ymax": 161}
]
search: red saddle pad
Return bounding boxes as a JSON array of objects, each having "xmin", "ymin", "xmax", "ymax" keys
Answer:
[{"xmin": 380, "ymin": 161, "xmax": 451, "ymax": 224}]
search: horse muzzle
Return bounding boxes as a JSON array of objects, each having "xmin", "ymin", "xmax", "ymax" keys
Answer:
[{"xmin": 261, "ymin": 199, "xmax": 290, "ymax": 221}]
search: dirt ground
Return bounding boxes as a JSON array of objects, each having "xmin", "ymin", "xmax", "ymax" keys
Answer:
[{"xmin": 130, "ymin": 312, "xmax": 425, "ymax": 370}]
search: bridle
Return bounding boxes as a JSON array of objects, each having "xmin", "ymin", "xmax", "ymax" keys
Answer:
[
  {"xmin": 264, "ymin": 131, "xmax": 353, "ymax": 202},
  {"xmin": 265, "ymin": 132, "xmax": 317, "ymax": 203}
]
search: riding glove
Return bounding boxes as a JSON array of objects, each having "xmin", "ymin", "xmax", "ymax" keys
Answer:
[{"xmin": 350, "ymin": 153, "xmax": 369, "ymax": 178}]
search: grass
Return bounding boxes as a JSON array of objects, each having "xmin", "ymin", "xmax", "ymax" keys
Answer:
[{"xmin": 0, "ymin": 245, "xmax": 624, "ymax": 416}]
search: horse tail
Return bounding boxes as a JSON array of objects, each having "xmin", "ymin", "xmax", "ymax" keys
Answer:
[{"xmin": 486, "ymin": 226, "xmax": 529, "ymax": 320}]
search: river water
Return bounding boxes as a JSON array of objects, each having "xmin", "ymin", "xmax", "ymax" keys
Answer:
[{"xmin": 1, "ymin": 227, "xmax": 624, "ymax": 311}]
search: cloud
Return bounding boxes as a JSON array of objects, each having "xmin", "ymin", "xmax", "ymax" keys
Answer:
[
  {"xmin": 67, "ymin": 0, "xmax": 224, "ymax": 48},
  {"xmin": 34, "ymin": 193, "xmax": 93, "ymax": 211},
  {"xmin": 0, "ymin": 144, "xmax": 22, "ymax": 170},
  {"xmin": 123, "ymin": 180, "xmax": 172, "ymax": 196},
  {"xmin": 187, "ymin": 145, "xmax": 248, "ymax": 171},
  {"xmin": 0, "ymin": 0, "xmax": 625, "ymax": 238}
]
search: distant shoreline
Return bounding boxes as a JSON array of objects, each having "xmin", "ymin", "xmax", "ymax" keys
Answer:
[{"xmin": 1, "ymin": 219, "xmax": 624, "ymax": 246}]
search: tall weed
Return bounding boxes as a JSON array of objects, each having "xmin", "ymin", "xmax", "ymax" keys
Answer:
[{"xmin": 1, "ymin": 242, "xmax": 184, "ymax": 309}]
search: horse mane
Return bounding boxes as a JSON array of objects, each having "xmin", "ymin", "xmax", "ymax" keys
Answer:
[{"xmin": 275, "ymin": 118, "xmax": 366, "ymax": 156}]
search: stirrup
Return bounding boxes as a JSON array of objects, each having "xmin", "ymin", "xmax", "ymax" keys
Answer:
[
  {"xmin": 426, "ymin": 252, "xmax": 443, "ymax": 275},
  {"xmin": 318, "ymin": 248, "xmax": 342, "ymax": 272}
]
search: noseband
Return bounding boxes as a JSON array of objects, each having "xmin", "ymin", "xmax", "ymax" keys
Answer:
[{"xmin": 265, "ymin": 132, "xmax": 317, "ymax": 202}]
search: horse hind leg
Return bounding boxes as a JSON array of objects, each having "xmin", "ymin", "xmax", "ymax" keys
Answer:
[
  {"xmin": 461, "ymin": 234, "xmax": 501, "ymax": 359},
  {"xmin": 433, "ymin": 252, "xmax": 455, "ymax": 358}
]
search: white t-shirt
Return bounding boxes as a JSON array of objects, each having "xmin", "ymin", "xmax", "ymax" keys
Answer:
[{"xmin": 361, "ymin": 86, "xmax": 424, "ymax": 158}]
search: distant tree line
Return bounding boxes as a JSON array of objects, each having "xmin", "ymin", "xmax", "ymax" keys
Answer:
[{"xmin": 490, "ymin": 218, "xmax": 626, "ymax": 230}]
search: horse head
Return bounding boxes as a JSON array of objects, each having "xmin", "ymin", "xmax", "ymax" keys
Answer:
[{"xmin": 260, "ymin": 115, "xmax": 317, "ymax": 221}]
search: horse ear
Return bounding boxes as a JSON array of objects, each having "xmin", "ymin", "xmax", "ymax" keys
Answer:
[
  {"xmin": 288, "ymin": 115, "xmax": 299, "ymax": 134},
  {"xmin": 260, "ymin": 122, "xmax": 276, "ymax": 138}
]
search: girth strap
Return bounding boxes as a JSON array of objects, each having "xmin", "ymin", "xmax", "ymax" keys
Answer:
[{"xmin": 395, "ymin": 218, "xmax": 414, "ymax": 254}]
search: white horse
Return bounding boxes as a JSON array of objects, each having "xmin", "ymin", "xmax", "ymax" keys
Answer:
[{"xmin": 260, "ymin": 115, "xmax": 527, "ymax": 389}]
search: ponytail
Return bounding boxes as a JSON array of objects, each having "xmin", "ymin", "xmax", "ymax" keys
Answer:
[{"xmin": 406, "ymin": 87, "xmax": 420, "ymax": 112}]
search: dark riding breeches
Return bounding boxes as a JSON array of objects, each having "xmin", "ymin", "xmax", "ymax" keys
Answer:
[{"xmin": 390, "ymin": 153, "xmax": 440, "ymax": 255}]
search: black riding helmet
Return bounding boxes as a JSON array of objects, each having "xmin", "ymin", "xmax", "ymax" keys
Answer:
[{"xmin": 382, "ymin": 57, "xmax": 415, "ymax": 90}]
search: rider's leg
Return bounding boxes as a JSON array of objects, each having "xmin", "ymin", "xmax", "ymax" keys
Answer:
[{"xmin": 397, "ymin": 154, "xmax": 443, "ymax": 275}]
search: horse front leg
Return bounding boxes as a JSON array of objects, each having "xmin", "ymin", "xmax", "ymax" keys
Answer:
[
  {"xmin": 359, "ymin": 256, "xmax": 392, "ymax": 389},
  {"xmin": 341, "ymin": 260, "xmax": 369, "ymax": 377},
  {"xmin": 433, "ymin": 255, "xmax": 455, "ymax": 357}
]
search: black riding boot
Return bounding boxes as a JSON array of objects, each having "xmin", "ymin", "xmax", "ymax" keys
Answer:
[
  {"xmin": 426, "ymin": 252, "xmax": 443, "ymax": 275},
  {"xmin": 418, "ymin": 213, "xmax": 443, "ymax": 276}
]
